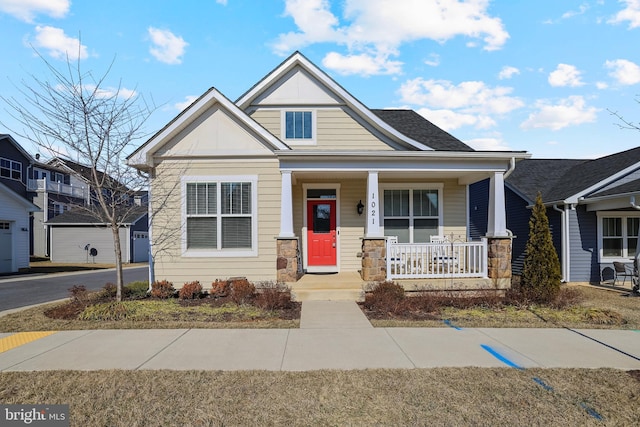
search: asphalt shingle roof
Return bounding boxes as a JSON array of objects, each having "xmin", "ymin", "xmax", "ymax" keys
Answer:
[
  {"xmin": 507, "ymin": 146, "xmax": 640, "ymax": 203},
  {"xmin": 371, "ymin": 109, "xmax": 474, "ymax": 152},
  {"xmin": 46, "ymin": 206, "xmax": 147, "ymax": 225}
]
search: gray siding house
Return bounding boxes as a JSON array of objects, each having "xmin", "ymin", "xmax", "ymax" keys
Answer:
[
  {"xmin": 470, "ymin": 147, "xmax": 640, "ymax": 284},
  {"xmin": 46, "ymin": 207, "xmax": 149, "ymax": 264}
]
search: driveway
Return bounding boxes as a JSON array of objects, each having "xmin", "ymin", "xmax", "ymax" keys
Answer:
[{"xmin": 0, "ymin": 265, "xmax": 149, "ymax": 312}]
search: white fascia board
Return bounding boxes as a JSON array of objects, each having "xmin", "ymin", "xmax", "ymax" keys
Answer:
[
  {"xmin": 564, "ymin": 163, "xmax": 640, "ymax": 204},
  {"xmin": 127, "ymin": 88, "xmax": 288, "ymax": 168},
  {"xmin": 236, "ymin": 53, "xmax": 431, "ymax": 151},
  {"xmin": 275, "ymin": 150, "xmax": 530, "ymax": 161}
]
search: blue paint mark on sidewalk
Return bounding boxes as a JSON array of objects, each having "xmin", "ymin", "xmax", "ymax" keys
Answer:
[
  {"xmin": 480, "ymin": 344, "xmax": 524, "ymax": 370},
  {"xmin": 443, "ymin": 319, "xmax": 462, "ymax": 330}
]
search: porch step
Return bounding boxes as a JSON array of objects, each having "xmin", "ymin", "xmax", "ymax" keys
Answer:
[
  {"xmin": 288, "ymin": 272, "xmax": 366, "ymax": 302},
  {"xmin": 292, "ymin": 288, "xmax": 364, "ymax": 302}
]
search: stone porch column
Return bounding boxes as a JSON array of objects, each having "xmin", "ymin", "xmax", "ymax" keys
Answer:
[{"xmin": 361, "ymin": 237, "xmax": 387, "ymax": 281}]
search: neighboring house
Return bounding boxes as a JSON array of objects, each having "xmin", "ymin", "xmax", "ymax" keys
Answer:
[
  {"xmin": 470, "ymin": 147, "xmax": 640, "ymax": 284},
  {"xmin": 46, "ymin": 207, "xmax": 149, "ymax": 264},
  {"xmin": 29, "ymin": 157, "xmax": 88, "ymax": 257},
  {"xmin": 128, "ymin": 52, "xmax": 529, "ymax": 290},
  {"xmin": 0, "ymin": 134, "xmax": 40, "ymax": 272}
]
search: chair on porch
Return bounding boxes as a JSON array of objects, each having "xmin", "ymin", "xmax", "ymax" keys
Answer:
[
  {"xmin": 430, "ymin": 235, "xmax": 458, "ymax": 273},
  {"xmin": 387, "ymin": 236, "xmax": 401, "ymax": 275},
  {"xmin": 612, "ymin": 261, "xmax": 634, "ymax": 287}
]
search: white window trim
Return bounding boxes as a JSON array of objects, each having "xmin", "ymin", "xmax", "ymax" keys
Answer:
[
  {"xmin": 380, "ymin": 183, "xmax": 444, "ymax": 243},
  {"xmin": 181, "ymin": 175, "xmax": 258, "ymax": 257},
  {"xmin": 281, "ymin": 109, "xmax": 317, "ymax": 145},
  {"xmin": 596, "ymin": 211, "xmax": 640, "ymax": 262},
  {"xmin": 0, "ymin": 157, "xmax": 22, "ymax": 181}
]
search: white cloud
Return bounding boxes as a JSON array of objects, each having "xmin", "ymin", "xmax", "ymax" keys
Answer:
[
  {"xmin": 148, "ymin": 27, "xmax": 188, "ymax": 65},
  {"xmin": 400, "ymin": 78, "xmax": 524, "ymax": 115},
  {"xmin": 322, "ymin": 51, "xmax": 402, "ymax": 76},
  {"xmin": 424, "ymin": 53, "xmax": 440, "ymax": 67},
  {"xmin": 498, "ymin": 66, "xmax": 519, "ymax": 80},
  {"xmin": 609, "ymin": 0, "xmax": 640, "ymax": 28},
  {"xmin": 596, "ymin": 81, "xmax": 609, "ymax": 89},
  {"xmin": 57, "ymin": 84, "xmax": 137, "ymax": 100},
  {"xmin": 466, "ymin": 137, "xmax": 512, "ymax": 151},
  {"xmin": 216, "ymin": 0, "xmax": 228, "ymax": 5},
  {"xmin": 273, "ymin": 0, "xmax": 509, "ymax": 75},
  {"xmin": 521, "ymin": 96, "xmax": 598, "ymax": 131},
  {"xmin": 415, "ymin": 108, "xmax": 494, "ymax": 132},
  {"xmin": 32, "ymin": 26, "xmax": 88, "ymax": 60},
  {"xmin": 605, "ymin": 59, "xmax": 640, "ymax": 85},
  {"xmin": 0, "ymin": 0, "xmax": 69, "ymax": 22},
  {"xmin": 175, "ymin": 95, "xmax": 199, "ymax": 111},
  {"xmin": 548, "ymin": 64, "xmax": 584, "ymax": 87},
  {"xmin": 561, "ymin": 3, "xmax": 590, "ymax": 19}
]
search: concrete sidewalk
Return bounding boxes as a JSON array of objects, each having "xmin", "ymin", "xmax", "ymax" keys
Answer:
[{"xmin": 1, "ymin": 302, "xmax": 639, "ymax": 372}]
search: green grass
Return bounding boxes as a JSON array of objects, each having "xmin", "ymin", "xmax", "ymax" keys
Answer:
[{"xmin": 0, "ymin": 368, "xmax": 638, "ymax": 426}]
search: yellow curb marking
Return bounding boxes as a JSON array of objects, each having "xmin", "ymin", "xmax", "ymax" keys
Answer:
[{"xmin": 0, "ymin": 331, "xmax": 57, "ymax": 353}]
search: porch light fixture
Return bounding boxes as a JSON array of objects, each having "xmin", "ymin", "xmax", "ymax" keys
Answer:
[{"xmin": 357, "ymin": 200, "xmax": 364, "ymax": 216}]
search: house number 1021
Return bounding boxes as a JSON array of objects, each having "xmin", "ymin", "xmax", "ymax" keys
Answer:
[{"xmin": 370, "ymin": 193, "xmax": 376, "ymax": 224}]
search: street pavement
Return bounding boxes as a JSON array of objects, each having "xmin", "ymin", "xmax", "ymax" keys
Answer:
[
  {"xmin": 0, "ymin": 265, "xmax": 149, "ymax": 312},
  {"xmin": 0, "ymin": 301, "xmax": 638, "ymax": 372}
]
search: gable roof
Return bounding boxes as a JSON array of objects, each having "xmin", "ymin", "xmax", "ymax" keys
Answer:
[
  {"xmin": 371, "ymin": 109, "xmax": 473, "ymax": 152},
  {"xmin": 236, "ymin": 51, "xmax": 432, "ymax": 151},
  {"xmin": 507, "ymin": 146, "xmax": 640, "ymax": 205},
  {"xmin": 506, "ymin": 158, "xmax": 587, "ymax": 202},
  {"xmin": 0, "ymin": 181, "xmax": 40, "ymax": 211},
  {"xmin": 46, "ymin": 206, "xmax": 147, "ymax": 225},
  {"xmin": 0, "ymin": 134, "xmax": 35, "ymax": 162},
  {"xmin": 49, "ymin": 157, "xmax": 126, "ymax": 190},
  {"xmin": 127, "ymin": 87, "xmax": 289, "ymax": 168}
]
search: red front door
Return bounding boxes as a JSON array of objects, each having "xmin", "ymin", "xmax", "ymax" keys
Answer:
[{"xmin": 307, "ymin": 200, "xmax": 337, "ymax": 266}]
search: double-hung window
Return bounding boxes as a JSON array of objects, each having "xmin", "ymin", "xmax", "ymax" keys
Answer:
[
  {"xmin": 0, "ymin": 157, "xmax": 22, "ymax": 180},
  {"xmin": 382, "ymin": 185, "xmax": 442, "ymax": 243},
  {"xmin": 599, "ymin": 213, "xmax": 640, "ymax": 259},
  {"xmin": 283, "ymin": 110, "xmax": 315, "ymax": 144},
  {"xmin": 184, "ymin": 177, "xmax": 257, "ymax": 256}
]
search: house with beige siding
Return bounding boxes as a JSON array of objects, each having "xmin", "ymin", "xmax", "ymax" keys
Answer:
[{"xmin": 127, "ymin": 52, "xmax": 529, "ymax": 296}]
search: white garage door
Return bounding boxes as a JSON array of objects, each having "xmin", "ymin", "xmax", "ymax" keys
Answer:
[{"xmin": 0, "ymin": 221, "xmax": 12, "ymax": 273}]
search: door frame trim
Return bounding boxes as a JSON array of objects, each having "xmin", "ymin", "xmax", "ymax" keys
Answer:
[{"xmin": 302, "ymin": 183, "xmax": 340, "ymax": 273}]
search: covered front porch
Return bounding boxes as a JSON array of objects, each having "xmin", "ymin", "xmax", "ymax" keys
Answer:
[{"xmin": 275, "ymin": 151, "xmax": 517, "ymax": 288}]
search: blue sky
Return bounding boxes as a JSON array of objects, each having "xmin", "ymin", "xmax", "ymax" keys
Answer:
[{"xmin": 1, "ymin": 0, "xmax": 639, "ymax": 159}]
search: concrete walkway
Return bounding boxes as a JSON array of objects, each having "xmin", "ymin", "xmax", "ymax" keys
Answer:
[{"xmin": 0, "ymin": 301, "xmax": 639, "ymax": 372}]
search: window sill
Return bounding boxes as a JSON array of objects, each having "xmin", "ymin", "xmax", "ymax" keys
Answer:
[{"xmin": 182, "ymin": 248, "xmax": 258, "ymax": 258}]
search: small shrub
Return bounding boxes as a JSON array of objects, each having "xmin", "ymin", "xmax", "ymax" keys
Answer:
[
  {"xmin": 179, "ymin": 281, "xmax": 203, "ymax": 300},
  {"xmin": 125, "ymin": 281, "xmax": 150, "ymax": 299},
  {"xmin": 150, "ymin": 280, "xmax": 175, "ymax": 299},
  {"xmin": 582, "ymin": 308, "xmax": 624, "ymax": 325},
  {"xmin": 210, "ymin": 279, "xmax": 230, "ymax": 297},
  {"xmin": 255, "ymin": 281, "xmax": 293, "ymax": 309},
  {"xmin": 68, "ymin": 285, "xmax": 91, "ymax": 307},
  {"xmin": 363, "ymin": 281, "xmax": 406, "ymax": 313},
  {"xmin": 101, "ymin": 283, "xmax": 117, "ymax": 299},
  {"xmin": 549, "ymin": 286, "xmax": 583, "ymax": 309},
  {"xmin": 229, "ymin": 278, "xmax": 256, "ymax": 304},
  {"xmin": 79, "ymin": 302, "xmax": 132, "ymax": 321}
]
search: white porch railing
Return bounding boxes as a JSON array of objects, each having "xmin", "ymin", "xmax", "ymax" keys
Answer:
[
  {"xmin": 27, "ymin": 179, "xmax": 86, "ymax": 199},
  {"xmin": 386, "ymin": 238, "xmax": 488, "ymax": 280}
]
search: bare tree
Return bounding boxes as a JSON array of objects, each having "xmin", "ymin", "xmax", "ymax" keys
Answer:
[{"xmin": 2, "ymin": 53, "xmax": 154, "ymax": 301}]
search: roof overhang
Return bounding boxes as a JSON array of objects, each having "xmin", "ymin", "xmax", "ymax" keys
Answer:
[
  {"xmin": 127, "ymin": 87, "xmax": 288, "ymax": 170},
  {"xmin": 236, "ymin": 52, "xmax": 432, "ymax": 151},
  {"xmin": 276, "ymin": 150, "xmax": 530, "ymax": 185}
]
